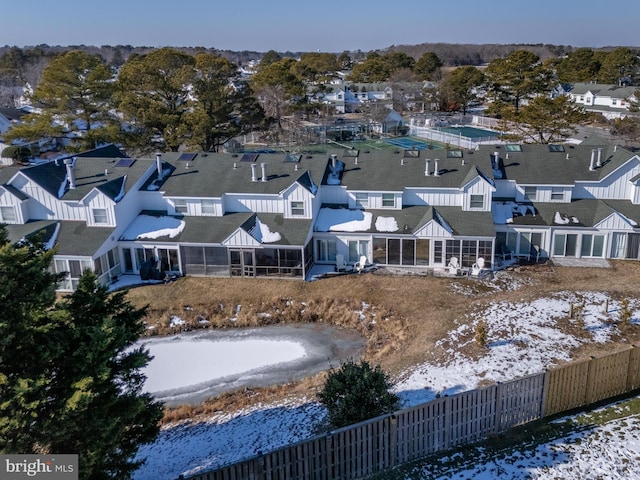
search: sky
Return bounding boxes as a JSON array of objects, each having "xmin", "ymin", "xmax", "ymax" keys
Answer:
[{"xmin": 3, "ymin": 0, "xmax": 639, "ymax": 53}]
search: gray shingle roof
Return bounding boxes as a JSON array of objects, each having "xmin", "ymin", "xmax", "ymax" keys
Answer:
[
  {"xmin": 334, "ymin": 149, "xmax": 493, "ymax": 191},
  {"xmin": 146, "ymin": 152, "xmax": 326, "ymax": 198},
  {"xmin": 55, "ymin": 221, "xmax": 114, "ymax": 256},
  {"xmin": 509, "ymin": 199, "xmax": 640, "ymax": 229},
  {"xmin": 476, "ymin": 143, "xmax": 636, "ymax": 185},
  {"xmin": 19, "ymin": 156, "xmax": 154, "ymax": 201},
  {"xmin": 121, "ymin": 212, "xmax": 313, "ymax": 247}
]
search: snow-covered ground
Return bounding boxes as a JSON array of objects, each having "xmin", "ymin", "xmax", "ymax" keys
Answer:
[
  {"xmin": 133, "ymin": 278, "xmax": 640, "ymax": 480},
  {"xmin": 409, "ymin": 400, "xmax": 640, "ymax": 479}
]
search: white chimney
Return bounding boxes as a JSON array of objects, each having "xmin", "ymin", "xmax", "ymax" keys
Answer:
[
  {"xmin": 156, "ymin": 153, "xmax": 162, "ymax": 176},
  {"xmin": 261, "ymin": 162, "xmax": 267, "ymax": 182},
  {"xmin": 596, "ymin": 148, "xmax": 603, "ymax": 167},
  {"xmin": 434, "ymin": 158, "xmax": 440, "ymax": 177},
  {"xmin": 589, "ymin": 149, "xmax": 596, "ymax": 171},
  {"xmin": 64, "ymin": 157, "xmax": 76, "ymax": 189},
  {"xmin": 251, "ymin": 163, "xmax": 258, "ymax": 182},
  {"xmin": 425, "ymin": 159, "xmax": 431, "ymax": 176}
]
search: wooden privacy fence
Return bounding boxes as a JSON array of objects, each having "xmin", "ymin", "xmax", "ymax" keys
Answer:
[{"xmin": 183, "ymin": 345, "xmax": 640, "ymax": 480}]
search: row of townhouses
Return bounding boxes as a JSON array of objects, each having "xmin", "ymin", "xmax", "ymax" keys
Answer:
[{"xmin": 1, "ymin": 138, "xmax": 639, "ymax": 290}]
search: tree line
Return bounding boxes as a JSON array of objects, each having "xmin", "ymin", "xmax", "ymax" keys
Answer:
[{"xmin": 1, "ymin": 44, "xmax": 639, "ymax": 153}]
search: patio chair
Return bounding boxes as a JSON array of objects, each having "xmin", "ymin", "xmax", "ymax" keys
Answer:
[
  {"xmin": 471, "ymin": 257, "xmax": 485, "ymax": 276},
  {"xmin": 335, "ymin": 254, "xmax": 347, "ymax": 272},
  {"xmin": 354, "ymin": 255, "xmax": 367, "ymax": 273},
  {"xmin": 447, "ymin": 257, "xmax": 461, "ymax": 275},
  {"xmin": 500, "ymin": 244, "xmax": 514, "ymax": 261}
]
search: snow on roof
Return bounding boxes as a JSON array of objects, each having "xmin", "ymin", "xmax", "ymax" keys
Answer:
[
  {"xmin": 253, "ymin": 219, "xmax": 282, "ymax": 243},
  {"xmin": 492, "ymin": 202, "xmax": 536, "ymax": 224},
  {"xmin": 375, "ymin": 216, "xmax": 399, "ymax": 232},
  {"xmin": 315, "ymin": 208, "xmax": 372, "ymax": 232},
  {"xmin": 554, "ymin": 212, "xmax": 580, "ymax": 225},
  {"xmin": 123, "ymin": 215, "xmax": 185, "ymax": 240}
]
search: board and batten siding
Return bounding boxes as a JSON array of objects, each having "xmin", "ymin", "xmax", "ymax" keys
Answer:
[
  {"xmin": 283, "ymin": 184, "xmax": 315, "ymax": 219},
  {"xmin": 403, "ymin": 188, "xmax": 461, "ymax": 207},
  {"xmin": 21, "ymin": 178, "xmax": 87, "ymax": 221},
  {"xmin": 462, "ymin": 177, "xmax": 493, "ymax": 211},
  {"xmin": 85, "ymin": 191, "xmax": 115, "ymax": 227},
  {"xmin": 0, "ymin": 188, "xmax": 26, "ymax": 223},
  {"xmin": 595, "ymin": 213, "xmax": 638, "ymax": 231},
  {"xmin": 321, "ymin": 185, "xmax": 349, "ymax": 206},
  {"xmin": 223, "ymin": 193, "xmax": 283, "ymax": 215},
  {"xmin": 575, "ymin": 159, "xmax": 640, "ymax": 200}
]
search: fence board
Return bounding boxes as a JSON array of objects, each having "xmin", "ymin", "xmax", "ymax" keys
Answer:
[
  {"xmin": 446, "ymin": 387, "xmax": 497, "ymax": 448},
  {"xmin": 393, "ymin": 396, "xmax": 448, "ymax": 464},
  {"xmin": 627, "ymin": 345, "xmax": 640, "ymax": 391},
  {"xmin": 543, "ymin": 359, "xmax": 590, "ymax": 416},
  {"xmin": 586, "ymin": 349, "xmax": 631, "ymax": 404},
  {"xmin": 496, "ymin": 373, "xmax": 545, "ymax": 431}
]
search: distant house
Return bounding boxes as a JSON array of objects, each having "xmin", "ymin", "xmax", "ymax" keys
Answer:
[
  {"xmin": 567, "ymin": 83, "xmax": 638, "ymax": 119},
  {"xmin": 1, "ymin": 138, "xmax": 639, "ymax": 291}
]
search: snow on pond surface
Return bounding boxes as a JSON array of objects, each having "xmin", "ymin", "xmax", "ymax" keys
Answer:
[
  {"xmin": 136, "ymin": 324, "xmax": 365, "ymax": 407},
  {"xmin": 141, "ymin": 337, "xmax": 306, "ymax": 393}
]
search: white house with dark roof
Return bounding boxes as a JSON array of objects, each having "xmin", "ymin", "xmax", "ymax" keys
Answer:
[
  {"xmin": 567, "ymin": 83, "xmax": 638, "ymax": 119},
  {"xmin": 1, "ymin": 137, "xmax": 639, "ymax": 291}
]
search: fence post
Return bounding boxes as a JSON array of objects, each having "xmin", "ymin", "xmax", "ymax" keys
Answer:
[
  {"xmin": 493, "ymin": 382, "xmax": 503, "ymax": 434},
  {"xmin": 540, "ymin": 369, "xmax": 550, "ymax": 418},
  {"xmin": 389, "ymin": 414, "xmax": 397, "ymax": 468}
]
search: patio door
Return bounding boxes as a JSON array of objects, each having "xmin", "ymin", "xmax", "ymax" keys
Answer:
[{"xmin": 229, "ymin": 249, "xmax": 255, "ymax": 277}]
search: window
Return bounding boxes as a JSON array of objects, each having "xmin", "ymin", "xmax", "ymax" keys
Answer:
[
  {"xmin": 579, "ymin": 96, "xmax": 584, "ymax": 101},
  {"xmin": 612, "ymin": 99, "xmax": 617, "ymax": 106},
  {"xmin": 290, "ymin": 201, "xmax": 304, "ymax": 216},
  {"xmin": 92, "ymin": 208, "xmax": 108, "ymax": 224},
  {"xmin": 201, "ymin": 199, "xmax": 215, "ymax": 215},
  {"xmin": 470, "ymin": 194, "xmax": 484, "ymax": 209},
  {"xmin": 174, "ymin": 199, "xmax": 188, "ymax": 214},
  {"xmin": 382, "ymin": 193, "xmax": 395, "ymax": 208},
  {"xmin": 354, "ymin": 192, "xmax": 369, "ymax": 208},
  {"xmin": 551, "ymin": 187, "xmax": 564, "ymax": 201},
  {"xmin": 0, "ymin": 206, "xmax": 17, "ymax": 223},
  {"xmin": 316, "ymin": 239, "xmax": 337, "ymax": 261},
  {"xmin": 348, "ymin": 240, "xmax": 368, "ymax": 262},
  {"xmin": 581, "ymin": 234, "xmax": 605, "ymax": 257},
  {"xmin": 523, "ymin": 186, "xmax": 537, "ymax": 201}
]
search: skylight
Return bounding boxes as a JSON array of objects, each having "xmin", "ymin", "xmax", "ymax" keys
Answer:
[
  {"xmin": 177, "ymin": 153, "xmax": 197, "ymax": 162},
  {"xmin": 548, "ymin": 144, "xmax": 565, "ymax": 152},
  {"xmin": 404, "ymin": 149, "xmax": 420, "ymax": 158},
  {"xmin": 115, "ymin": 158, "xmax": 136, "ymax": 167},
  {"xmin": 240, "ymin": 153, "xmax": 259, "ymax": 162},
  {"xmin": 343, "ymin": 149, "xmax": 359, "ymax": 157},
  {"xmin": 446, "ymin": 150, "xmax": 463, "ymax": 158},
  {"xmin": 283, "ymin": 153, "xmax": 302, "ymax": 163},
  {"xmin": 505, "ymin": 144, "xmax": 522, "ymax": 152}
]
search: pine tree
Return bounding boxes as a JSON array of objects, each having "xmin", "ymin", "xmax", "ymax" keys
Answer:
[
  {"xmin": 318, "ymin": 360, "xmax": 400, "ymax": 429},
  {"xmin": 0, "ymin": 226, "xmax": 162, "ymax": 479}
]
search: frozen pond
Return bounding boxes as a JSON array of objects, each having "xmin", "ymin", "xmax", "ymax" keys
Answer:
[{"xmin": 137, "ymin": 323, "xmax": 366, "ymax": 406}]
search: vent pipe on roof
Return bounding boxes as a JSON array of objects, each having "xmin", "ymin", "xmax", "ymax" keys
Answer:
[
  {"xmin": 233, "ymin": 162, "xmax": 238, "ymax": 169},
  {"xmin": 294, "ymin": 164, "xmax": 299, "ymax": 171},
  {"xmin": 506, "ymin": 153, "xmax": 509, "ymax": 160},
  {"xmin": 261, "ymin": 162, "xmax": 267, "ymax": 182},
  {"xmin": 614, "ymin": 145, "xmax": 618, "ymax": 152},
  {"xmin": 434, "ymin": 158, "xmax": 440, "ymax": 177},
  {"xmin": 156, "ymin": 153, "xmax": 162, "ymax": 176},
  {"xmin": 424, "ymin": 158, "xmax": 431, "ymax": 176},
  {"xmin": 64, "ymin": 157, "xmax": 76, "ymax": 189},
  {"xmin": 590, "ymin": 149, "xmax": 596, "ymax": 171},
  {"xmin": 354, "ymin": 157, "xmax": 358, "ymax": 165},
  {"xmin": 401, "ymin": 157, "xmax": 405, "ymax": 166},
  {"xmin": 251, "ymin": 163, "xmax": 258, "ymax": 182},
  {"xmin": 596, "ymin": 148, "xmax": 603, "ymax": 167}
]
